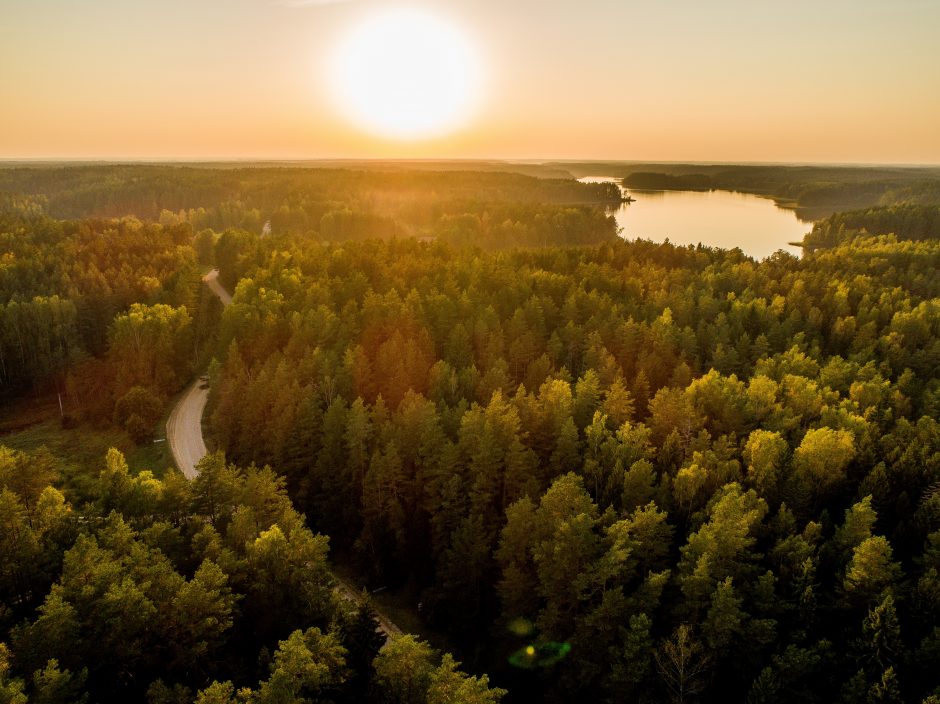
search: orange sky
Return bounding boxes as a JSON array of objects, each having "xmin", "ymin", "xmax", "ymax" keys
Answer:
[{"xmin": 2, "ymin": 0, "xmax": 939, "ymax": 163}]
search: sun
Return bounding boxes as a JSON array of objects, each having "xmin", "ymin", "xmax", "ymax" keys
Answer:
[{"xmin": 331, "ymin": 8, "xmax": 482, "ymax": 140}]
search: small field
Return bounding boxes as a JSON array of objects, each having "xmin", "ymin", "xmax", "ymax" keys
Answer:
[{"xmin": 0, "ymin": 393, "xmax": 176, "ymax": 499}]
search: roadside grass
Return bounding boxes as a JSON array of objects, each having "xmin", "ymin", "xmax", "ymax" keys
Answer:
[{"xmin": 0, "ymin": 393, "xmax": 177, "ymax": 500}]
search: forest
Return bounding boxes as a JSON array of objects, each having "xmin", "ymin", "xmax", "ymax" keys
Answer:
[
  {"xmin": 203, "ymin": 227, "xmax": 940, "ymax": 703},
  {"xmin": 0, "ymin": 163, "xmax": 939, "ymax": 703},
  {"xmin": 0, "ymin": 166, "xmax": 621, "ymax": 240},
  {"xmin": 803, "ymin": 204, "xmax": 940, "ymax": 251}
]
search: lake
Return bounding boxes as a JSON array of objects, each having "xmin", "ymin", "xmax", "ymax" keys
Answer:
[{"xmin": 578, "ymin": 177, "xmax": 811, "ymax": 259}]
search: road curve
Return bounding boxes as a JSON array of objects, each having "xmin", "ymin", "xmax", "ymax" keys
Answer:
[
  {"xmin": 166, "ymin": 267, "xmax": 403, "ymax": 640},
  {"xmin": 165, "ymin": 380, "xmax": 209, "ymax": 480},
  {"xmin": 166, "ymin": 269, "xmax": 230, "ymax": 478}
]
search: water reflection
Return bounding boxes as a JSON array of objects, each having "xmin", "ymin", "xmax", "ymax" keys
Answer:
[
  {"xmin": 580, "ymin": 177, "xmax": 812, "ymax": 259},
  {"xmin": 626, "ymin": 189, "xmax": 668, "ymax": 199}
]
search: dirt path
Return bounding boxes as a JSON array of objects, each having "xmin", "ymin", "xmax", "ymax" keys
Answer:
[
  {"xmin": 166, "ymin": 268, "xmax": 402, "ymax": 641},
  {"xmin": 203, "ymin": 268, "xmax": 233, "ymax": 305},
  {"xmin": 332, "ymin": 573, "xmax": 403, "ymax": 639}
]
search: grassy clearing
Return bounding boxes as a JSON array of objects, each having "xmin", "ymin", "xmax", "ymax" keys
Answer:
[{"xmin": 0, "ymin": 394, "xmax": 176, "ymax": 499}]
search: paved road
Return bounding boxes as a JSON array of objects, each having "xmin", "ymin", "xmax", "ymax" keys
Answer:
[
  {"xmin": 166, "ymin": 268, "xmax": 402, "ymax": 640},
  {"xmin": 166, "ymin": 270, "xmax": 229, "ymax": 478},
  {"xmin": 165, "ymin": 380, "xmax": 210, "ymax": 480}
]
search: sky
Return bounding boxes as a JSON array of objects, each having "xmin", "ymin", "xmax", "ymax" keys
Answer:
[{"xmin": 1, "ymin": 0, "xmax": 939, "ymax": 163}]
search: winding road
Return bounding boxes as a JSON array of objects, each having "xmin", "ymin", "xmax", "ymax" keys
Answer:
[
  {"xmin": 165, "ymin": 380, "xmax": 209, "ymax": 480},
  {"xmin": 166, "ymin": 268, "xmax": 401, "ymax": 639},
  {"xmin": 166, "ymin": 271, "xmax": 226, "ymax": 479}
]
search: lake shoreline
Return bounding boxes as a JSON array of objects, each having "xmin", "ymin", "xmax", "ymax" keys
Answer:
[{"xmin": 578, "ymin": 176, "xmax": 812, "ymax": 259}]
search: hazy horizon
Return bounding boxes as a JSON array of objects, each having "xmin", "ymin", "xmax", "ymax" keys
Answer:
[
  {"xmin": 3, "ymin": 158, "xmax": 940, "ymax": 169},
  {"xmin": 3, "ymin": 0, "xmax": 939, "ymax": 163}
]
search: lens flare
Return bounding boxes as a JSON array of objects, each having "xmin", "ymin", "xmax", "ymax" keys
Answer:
[{"xmin": 508, "ymin": 642, "xmax": 572, "ymax": 669}]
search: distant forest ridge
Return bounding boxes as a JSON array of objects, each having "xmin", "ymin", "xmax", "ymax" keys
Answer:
[
  {"xmin": 4, "ymin": 160, "xmax": 940, "ymax": 224},
  {"xmin": 4, "ymin": 163, "xmax": 940, "ymax": 255},
  {"xmin": 0, "ymin": 160, "xmax": 577, "ymax": 182},
  {"xmin": 0, "ymin": 164, "xmax": 619, "ymax": 218}
]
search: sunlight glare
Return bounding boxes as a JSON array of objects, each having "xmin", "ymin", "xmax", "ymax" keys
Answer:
[{"xmin": 331, "ymin": 8, "xmax": 481, "ymax": 140}]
